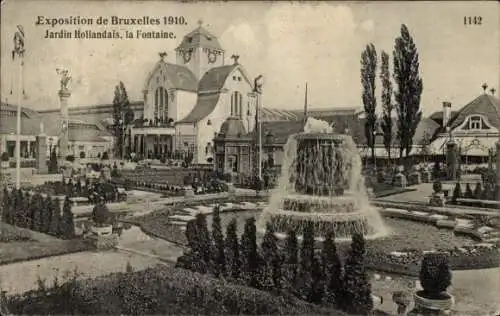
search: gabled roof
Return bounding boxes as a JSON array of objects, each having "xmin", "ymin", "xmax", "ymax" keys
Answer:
[
  {"xmin": 175, "ymin": 25, "xmax": 223, "ymax": 51},
  {"xmin": 428, "ymin": 110, "xmax": 459, "ymax": 122},
  {"xmin": 246, "ymin": 120, "xmax": 305, "ymax": 144},
  {"xmin": 143, "ymin": 61, "xmax": 198, "ymax": 92},
  {"xmin": 178, "ymin": 64, "xmax": 251, "ymax": 124},
  {"xmin": 448, "ymin": 94, "xmax": 500, "ymax": 130},
  {"xmin": 0, "ymin": 116, "xmax": 42, "ymax": 135},
  {"xmin": 1, "ymin": 102, "xmax": 40, "ymax": 119},
  {"xmin": 198, "ymin": 64, "xmax": 238, "ymax": 92},
  {"xmin": 177, "ymin": 92, "xmax": 221, "ymax": 124}
]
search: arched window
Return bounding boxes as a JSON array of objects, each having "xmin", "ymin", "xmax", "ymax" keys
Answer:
[
  {"xmin": 231, "ymin": 91, "xmax": 243, "ymax": 118},
  {"xmin": 154, "ymin": 87, "xmax": 168, "ymax": 122}
]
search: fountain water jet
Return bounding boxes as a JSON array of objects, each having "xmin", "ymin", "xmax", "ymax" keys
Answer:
[{"xmin": 257, "ymin": 118, "xmax": 389, "ymax": 240}]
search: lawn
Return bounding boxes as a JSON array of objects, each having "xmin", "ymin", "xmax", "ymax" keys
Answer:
[{"xmin": 0, "ymin": 223, "xmax": 92, "ymax": 265}]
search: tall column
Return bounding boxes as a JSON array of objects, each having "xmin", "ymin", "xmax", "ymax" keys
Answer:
[
  {"xmin": 58, "ymin": 90, "xmax": 71, "ymax": 158},
  {"xmin": 36, "ymin": 125, "xmax": 48, "ymax": 174},
  {"xmin": 56, "ymin": 68, "xmax": 72, "ymax": 160}
]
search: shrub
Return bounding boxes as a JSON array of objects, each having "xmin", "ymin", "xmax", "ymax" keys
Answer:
[
  {"xmin": 91, "ymin": 202, "xmax": 111, "ymax": 226},
  {"xmin": 341, "ymin": 233, "xmax": 373, "ymax": 315},
  {"xmin": 451, "ymin": 182, "xmax": 461, "ymax": 204},
  {"xmin": 473, "ymin": 182, "xmax": 483, "ymax": 199},
  {"xmin": 1, "ymin": 152, "xmax": 9, "ymax": 162},
  {"xmin": 101, "ymin": 152, "xmax": 109, "ymax": 160},
  {"xmin": 65, "ymin": 155, "xmax": 75, "ymax": 163},
  {"xmin": 431, "ymin": 161, "xmax": 440, "ymax": 180},
  {"xmin": 464, "ymin": 183, "xmax": 473, "ymax": 198},
  {"xmin": 79, "ymin": 151, "xmax": 86, "ymax": 159},
  {"xmin": 5, "ymin": 266, "xmax": 339, "ymax": 315},
  {"xmin": 225, "ymin": 218, "xmax": 241, "ymax": 280},
  {"xmin": 432, "ymin": 181, "xmax": 442, "ymax": 193},
  {"xmin": 419, "ymin": 252, "xmax": 452, "ymax": 299},
  {"xmin": 211, "ymin": 205, "xmax": 226, "ymax": 277},
  {"xmin": 241, "ymin": 217, "xmax": 260, "ymax": 288}
]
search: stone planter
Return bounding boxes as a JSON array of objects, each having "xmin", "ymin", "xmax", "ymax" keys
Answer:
[
  {"xmin": 90, "ymin": 224, "xmax": 113, "ymax": 236},
  {"xmin": 413, "ymin": 291, "xmax": 454, "ymax": 311},
  {"xmin": 184, "ymin": 188, "xmax": 195, "ymax": 197}
]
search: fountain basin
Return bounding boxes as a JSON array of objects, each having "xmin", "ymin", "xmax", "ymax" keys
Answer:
[{"xmin": 265, "ymin": 211, "xmax": 372, "ymax": 239}]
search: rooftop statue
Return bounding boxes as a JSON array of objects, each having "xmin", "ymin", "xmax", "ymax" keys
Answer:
[{"xmin": 56, "ymin": 68, "xmax": 72, "ymax": 91}]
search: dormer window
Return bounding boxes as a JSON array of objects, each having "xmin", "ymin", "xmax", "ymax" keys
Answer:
[{"xmin": 469, "ymin": 116, "xmax": 482, "ymax": 130}]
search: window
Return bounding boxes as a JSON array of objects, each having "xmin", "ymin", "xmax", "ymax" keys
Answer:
[
  {"xmin": 154, "ymin": 87, "xmax": 168, "ymax": 122},
  {"xmin": 230, "ymin": 91, "xmax": 243, "ymax": 118},
  {"xmin": 229, "ymin": 155, "xmax": 238, "ymax": 172},
  {"xmin": 469, "ymin": 116, "xmax": 482, "ymax": 130}
]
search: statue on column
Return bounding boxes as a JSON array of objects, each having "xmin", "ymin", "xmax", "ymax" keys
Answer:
[{"xmin": 56, "ymin": 68, "xmax": 72, "ymax": 91}]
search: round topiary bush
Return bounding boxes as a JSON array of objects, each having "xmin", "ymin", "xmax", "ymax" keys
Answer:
[
  {"xmin": 432, "ymin": 181, "xmax": 442, "ymax": 193},
  {"xmin": 419, "ymin": 252, "xmax": 452, "ymax": 299},
  {"xmin": 92, "ymin": 202, "xmax": 112, "ymax": 227}
]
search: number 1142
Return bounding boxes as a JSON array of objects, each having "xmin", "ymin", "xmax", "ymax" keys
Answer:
[{"xmin": 464, "ymin": 16, "xmax": 482, "ymax": 25}]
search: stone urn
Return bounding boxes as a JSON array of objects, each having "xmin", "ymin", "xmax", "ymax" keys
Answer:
[{"xmin": 90, "ymin": 224, "xmax": 113, "ymax": 236}]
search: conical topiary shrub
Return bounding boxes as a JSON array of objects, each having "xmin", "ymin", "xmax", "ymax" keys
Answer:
[
  {"xmin": 451, "ymin": 182, "xmax": 461, "ymax": 204},
  {"xmin": 473, "ymin": 182, "xmax": 482, "ymax": 200}
]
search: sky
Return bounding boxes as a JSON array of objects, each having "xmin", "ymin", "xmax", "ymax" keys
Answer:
[{"xmin": 1, "ymin": 0, "xmax": 498, "ymax": 116}]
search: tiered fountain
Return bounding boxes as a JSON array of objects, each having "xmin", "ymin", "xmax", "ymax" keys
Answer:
[{"xmin": 258, "ymin": 118, "xmax": 389, "ymax": 240}]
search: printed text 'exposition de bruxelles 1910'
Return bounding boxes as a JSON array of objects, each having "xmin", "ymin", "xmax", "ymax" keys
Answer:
[{"xmin": 36, "ymin": 16, "xmax": 185, "ymax": 39}]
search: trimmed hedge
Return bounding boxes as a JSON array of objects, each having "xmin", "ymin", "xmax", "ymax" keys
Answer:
[{"xmin": 5, "ymin": 266, "xmax": 344, "ymax": 315}]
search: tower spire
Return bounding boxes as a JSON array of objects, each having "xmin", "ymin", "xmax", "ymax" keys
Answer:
[{"xmin": 303, "ymin": 82, "xmax": 308, "ymax": 121}]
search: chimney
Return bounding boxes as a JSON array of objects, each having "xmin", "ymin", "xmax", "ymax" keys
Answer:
[{"xmin": 442, "ymin": 101, "xmax": 452, "ymax": 128}]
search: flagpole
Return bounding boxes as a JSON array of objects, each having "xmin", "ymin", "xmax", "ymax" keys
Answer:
[{"xmin": 12, "ymin": 25, "xmax": 25, "ymax": 190}]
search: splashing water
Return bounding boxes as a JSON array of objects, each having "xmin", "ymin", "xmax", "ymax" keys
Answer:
[{"xmin": 257, "ymin": 117, "xmax": 389, "ymax": 240}]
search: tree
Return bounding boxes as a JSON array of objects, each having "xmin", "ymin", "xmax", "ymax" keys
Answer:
[
  {"xmin": 225, "ymin": 218, "xmax": 241, "ymax": 280},
  {"xmin": 42, "ymin": 196, "xmax": 53, "ymax": 233},
  {"xmin": 211, "ymin": 205, "xmax": 226, "ymax": 277},
  {"xmin": 1, "ymin": 187, "xmax": 10, "ymax": 223},
  {"xmin": 464, "ymin": 183, "xmax": 473, "ymax": 199},
  {"xmin": 380, "ymin": 50, "xmax": 394, "ymax": 161},
  {"xmin": 49, "ymin": 198, "xmax": 62, "ymax": 236},
  {"xmin": 195, "ymin": 213, "xmax": 213, "ymax": 274},
  {"xmin": 112, "ymin": 82, "xmax": 134, "ymax": 158},
  {"xmin": 310, "ymin": 254, "xmax": 326, "ymax": 304},
  {"xmin": 240, "ymin": 217, "xmax": 260, "ymax": 288},
  {"xmin": 31, "ymin": 193, "xmax": 43, "ymax": 231},
  {"xmin": 342, "ymin": 233, "xmax": 373, "ymax": 315},
  {"xmin": 393, "ymin": 24, "xmax": 424, "ymax": 161},
  {"xmin": 361, "ymin": 43, "xmax": 378, "ymax": 165},
  {"xmin": 284, "ymin": 229, "xmax": 299, "ymax": 293},
  {"xmin": 60, "ymin": 197, "xmax": 75, "ymax": 239},
  {"xmin": 322, "ymin": 230, "xmax": 343, "ymax": 306},
  {"xmin": 261, "ymin": 222, "xmax": 281, "ymax": 292},
  {"xmin": 297, "ymin": 223, "xmax": 315, "ymax": 300},
  {"xmin": 48, "ymin": 147, "xmax": 58, "ymax": 174}
]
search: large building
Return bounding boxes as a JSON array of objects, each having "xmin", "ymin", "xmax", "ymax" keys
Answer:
[
  {"xmin": 129, "ymin": 22, "xmax": 257, "ymax": 164},
  {"xmin": 0, "ymin": 102, "xmax": 113, "ymax": 161},
  {"xmin": 427, "ymin": 86, "xmax": 499, "ymax": 161}
]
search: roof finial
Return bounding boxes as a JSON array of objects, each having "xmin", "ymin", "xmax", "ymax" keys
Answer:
[
  {"xmin": 197, "ymin": 19, "xmax": 203, "ymax": 27},
  {"xmin": 490, "ymin": 88, "xmax": 496, "ymax": 96},
  {"xmin": 482, "ymin": 83, "xmax": 488, "ymax": 93},
  {"xmin": 159, "ymin": 52, "xmax": 167, "ymax": 62},
  {"xmin": 231, "ymin": 54, "xmax": 240, "ymax": 64}
]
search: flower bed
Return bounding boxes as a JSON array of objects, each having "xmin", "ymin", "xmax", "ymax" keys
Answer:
[
  {"xmin": 4, "ymin": 266, "xmax": 343, "ymax": 315},
  {"xmin": 0, "ymin": 222, "xmax": 33, "ymax": 242}
]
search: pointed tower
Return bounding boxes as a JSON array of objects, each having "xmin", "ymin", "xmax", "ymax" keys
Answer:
[{"xmin": 175, "ymin": 20, "xmax": 225, "ymax": 81}]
